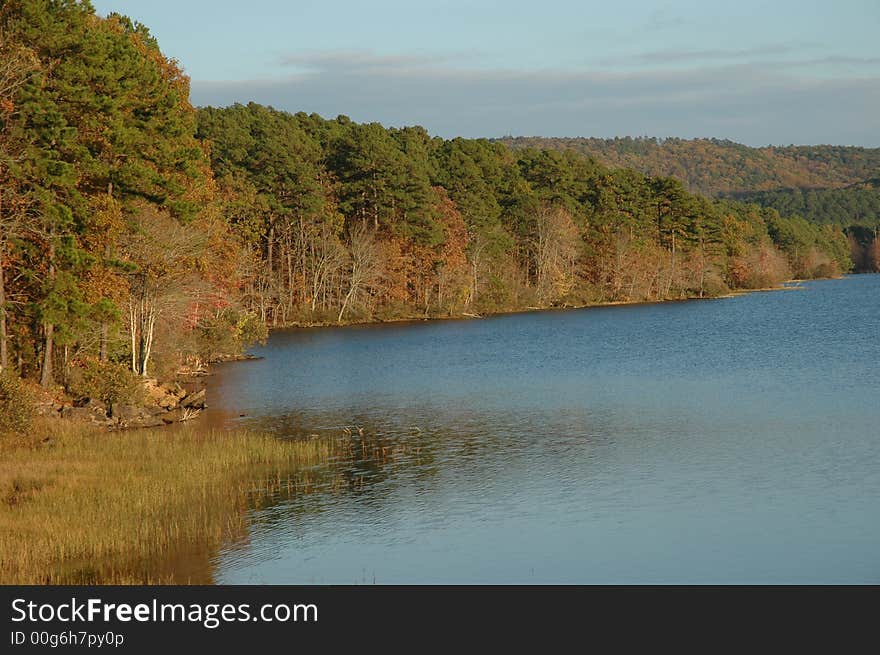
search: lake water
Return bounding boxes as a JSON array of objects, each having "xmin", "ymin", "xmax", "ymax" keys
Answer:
[{"xmin": 205, "ymin": 275, "xmax": 880, "ymax": 583}]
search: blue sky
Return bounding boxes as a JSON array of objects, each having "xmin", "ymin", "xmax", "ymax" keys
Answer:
[{"xmin": 92, "ymin": 0, "xmax": 880, "ymax": 146}]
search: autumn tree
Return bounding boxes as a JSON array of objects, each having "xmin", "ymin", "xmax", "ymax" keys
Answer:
[
  {"xmin": 338, "ymin": 222, "xmax": 384, "ymax": 323},
  {"xmin": 535, "ymin": 204, "xmax": 580, "ymax": 304},
  {"xmin": 0, "ymin": 26, "xmax": 38, "ymax": 373}
]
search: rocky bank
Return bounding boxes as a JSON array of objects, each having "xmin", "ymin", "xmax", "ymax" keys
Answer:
[{"xmin": 35, "ymin": 378, "xmax": 208, "ymax": 430}]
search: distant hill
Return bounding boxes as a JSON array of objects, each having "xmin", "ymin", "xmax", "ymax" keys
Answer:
[
  {"xmin": 726, "ymin": 179, "xmax": 880, "ymax": 228},
  {"xmin": 497, "ymin": 137, "xmax": 880, "ymax": 198}
]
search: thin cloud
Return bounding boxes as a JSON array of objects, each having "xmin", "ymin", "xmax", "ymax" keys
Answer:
[
  {"xmin": 278, "ymin": 49, "xmax": 487, "ymax": 74},
  {"xmin": 785, "ymin": 55, "xmax": 880, "ymax": 67},
  {"xmin": 645, "ymin": 7, "xmax": 687, "ymax": 30},
  {"xmin": 600, "ymin": 44, "xmax": 805, "ymax": 66},
  {"xmin": 191, "ymin": 53, "xmax": 880, "ymax": 147},
  {"xmin": 280, "ymin": 51, "xmax": 433, "ymax": 70}
]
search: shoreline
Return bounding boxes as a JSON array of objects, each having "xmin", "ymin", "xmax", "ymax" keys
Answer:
[
  {"xmin": 4, "ymin": 272, "xmax": 861, "ymax": 584},
  {"xmin": 252, "ymin": 276, "xmax": 840, "ymax": 335},
  {"xmin": 46, "ymin": 274, "xmax": 844, "ymax": 431}
]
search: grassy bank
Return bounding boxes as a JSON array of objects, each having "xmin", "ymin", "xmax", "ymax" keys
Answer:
[{"xmin": 0, "ymin": 420, "xmax": 338, "ymax": 584}]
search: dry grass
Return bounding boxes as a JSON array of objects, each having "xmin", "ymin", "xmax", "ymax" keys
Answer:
[{"xmin": 0, "ymin": 419, "xmax": 337, "ymax": 584}]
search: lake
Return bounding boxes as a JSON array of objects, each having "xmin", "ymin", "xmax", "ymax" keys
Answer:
[{"xmin": 204, "ymin": 275, "xmax": 880, "ymax": 583}]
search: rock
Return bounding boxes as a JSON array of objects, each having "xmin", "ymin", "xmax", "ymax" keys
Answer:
[
  {"xmin": 160, "ymin": 406, "xmax": 202, "ymax": 424},
  {"xmin": 142, "ymin": 378, "xmax": 166, "ymax": 403},
  {"xmin": 34, "ymin": 403, "xmax": 59, "ymax": 417},
  {"xmin": 74, "ymin": 397, "xmax": 106, "ymax": 411},
  {"xmin": 179, "ymin": 380, "xmax": 203, "ymax": 394},
  {"xmin": 158, "ymin": 396, "xmax": 178, "ymax": 410},
  {"xmin": 127, "ymin": 415, "xmax": 166, "ymax": 428},
  {"xmin": 109, "ymin": 404, "xmax": 143, "ymax": 420},
  {"xmin": 61, "ymin": 406, "xmax": 97, "ymax": 422},
  {"xmin": 180, "ymin": 388, "xmax": 206, "ymax": 409},
  {"xmin": 61, "ymin": 400, "xmax": 110, "ymax": 423},
  {"xmin": 161, "ymin": 409, "xmax": 180, "ymax": 424},
  {"xmin": 111, "ymin": 411, "xmax": 166, "ymax": 429},
  {"xmin": 161, "ymin": 381, "xmax": 186, "ymax": 398},
  {"xmin": 142, "ymin": 378, "xmax": 183, "ymax": 410}
]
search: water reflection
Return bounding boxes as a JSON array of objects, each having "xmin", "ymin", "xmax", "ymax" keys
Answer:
[{"xmin": 202, "ymin": 276, "xmax": 880, "ymax": 583}]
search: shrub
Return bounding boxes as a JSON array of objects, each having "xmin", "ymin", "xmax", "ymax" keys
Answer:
[
  {"xmin": 799, "ymin": 248, "xmax": 841, "ymax": 279},
  {"xmin": 700, "ymin": 270, "xmax": 731, "ymax": 298},
  {"xmin": 0, "ymin": 373, "xmax": 35, "ymax": 435},
  {"xmin": 66, "ymin": 358, "xmax": 143, "ymax": 406},
  {"xmin": 195, "ymin": 308, "xmax": 267, "ymax": 360},
  {"xmin": 728, "ymin": 244, "xmax": 792, "ymax": 289}
]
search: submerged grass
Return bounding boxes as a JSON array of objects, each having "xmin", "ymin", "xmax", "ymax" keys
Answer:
[{"xmin": 0, "ymin": 419, "xmax": 337, "ymax": 584}]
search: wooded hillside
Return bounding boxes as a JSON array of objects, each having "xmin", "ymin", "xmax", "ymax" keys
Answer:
[
  {"xmin": 499, "ymin": 136, "xmax": 880, "ymax": 197},
  {"xmin": 0, "ymin": 0, "xmax": 861, "ymax": 407}
]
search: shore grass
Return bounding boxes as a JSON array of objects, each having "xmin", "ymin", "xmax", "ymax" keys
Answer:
[{"xmin": 0, "ymin": 419, "xmax": 337, "ymax": 584}]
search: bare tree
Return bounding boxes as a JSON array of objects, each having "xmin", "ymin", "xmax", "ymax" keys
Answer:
[
  {"xmin": 535, "ymin": 205, "xmax": 580, "ymax": 304},
  {"xmin": 465, "ymin": 231, "xmax": 488, "ymax": 308},
  {"xmin": 870, "ymin": 233, "xmax": 880, "ymax": 273},
  {"xmin": 309, "ymin": 221, "xmax": 346, "ymax": 313},
  {"xmin": 122, "ymin": 205, "xmax": 209, "ymax": 376},
  {"xmin": 338, "ymin": 222, "xmax": 384, "ymax": 323}
]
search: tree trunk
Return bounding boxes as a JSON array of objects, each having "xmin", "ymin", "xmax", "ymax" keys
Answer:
[
  {"xmin": 129, "ymin": 299, "xmax": 138, "ymax": 374},
  {"xmin": 285, "ymin": 230, "xmax": 294, "ymax": 315},
  {"xmin": 99, "ymin": 322, "xmax": 109, "ymax": 361},
  {"xmin": 100, "ymin": 219, "xmax": 111, "ymax": 361},
  {"xmin": 267, "ymin": 221, "xmax": 275, "ymax": 276},
  {"xmin": 140, "ymin": 308, "xmax": 155, "ymax": 377},
  {"xmin": 338, "ymin": 285, "xmax": 356, "ymax": 324},
  {"xmin": 0, "ymin": 241, "xmax": 7, "ymax": 374},
  {"xmin": 40, "ymin": 243, "xmax": 56, "ymax": 388},
  {"xmin": 0, "ymin": 186, "xmax": 7, "ymax": 373},
  {"xmin": 40, "ymin": 322, "xmax": 54, "ymax": 387},
  {"xmin": 698, "ymin": 235, "xmax": 705, "ymax": 298}
]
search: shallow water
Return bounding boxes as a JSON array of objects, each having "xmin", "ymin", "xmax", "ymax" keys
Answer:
[{"xmin": 204, "ymin": 276, "xmax": 880, "ymax": 583}]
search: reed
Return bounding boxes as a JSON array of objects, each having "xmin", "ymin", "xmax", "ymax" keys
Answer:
[{"xmin": 0, "ymin": 419, "xmax": 337, "ymax": 584}]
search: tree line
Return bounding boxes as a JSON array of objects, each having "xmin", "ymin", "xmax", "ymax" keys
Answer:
[
  {"xmin": 726, "ymin": 183, "xmax": 880, "ymax": 271},
  {"xmin": 0, "ymin": 0, "xmax": 854, "ymax": 396},
  {"xmin": 501, "ymin": 137, "xmax": 880, "ymax": 272},
  {"xmin": 499, "ymin": 136, "xmax": 880, "ymax": 197}
]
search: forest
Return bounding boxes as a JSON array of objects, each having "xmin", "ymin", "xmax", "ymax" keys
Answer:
[
  {"xmin": 728, "ymin": 180, "xmax": 880, "ymax": 226},
  {"xmin": 499, "ymin": 136, "xmax": 880, "ymax": 197},
  {"xmin": 500, "ymin": 137, "xmax": 880, "ymax": 273},
  {"xmin": 0, "ymin": 0, "xmax": 860, "ymax": 410}
]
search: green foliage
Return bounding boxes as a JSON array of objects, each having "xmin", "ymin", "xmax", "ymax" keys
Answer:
[
  {"xmin": 2, "ymin": 0, "xmax": 216, "ymax": 384},
  {"xmin": 196, "ymin": 102, "xmax": 858, "ymax": 310},
  {"xmin": 499, "ymin": 136, "xmax": 880, "ymax": 197},
  {"xmin": 765, "ymin": 211, "xmax": 851, "ymax": 277},
  {"xmin": 194, "ymin": 309, "xmax": 268, "ymax": 360},
  {"xmin": 729, "ymin": 183, "xmax": 880, "ymax": 229},
  {"xmin": 0, "ymin": 373, "xmax": 34, "ymax": 435},
  {"xmin": 66, "ymin": 358, "xmax": 142, "ymax": 406},
  {"xmin": 0, "ymin": 0, "xmax": 863, "ymax": 393}
]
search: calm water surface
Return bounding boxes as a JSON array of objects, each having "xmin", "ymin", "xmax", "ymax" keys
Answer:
[{"xmin": 205, "ymin": 275, "xmax": 880, "ymax": 583}]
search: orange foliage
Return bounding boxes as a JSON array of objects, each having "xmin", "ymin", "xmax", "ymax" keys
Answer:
[
  {"xmin": 729, "ymin": 244, "xmax": 792, "ymax": 289},
  {"xmin": 378, "ymin": 188, "xmax": 469, "ymax": 311}
]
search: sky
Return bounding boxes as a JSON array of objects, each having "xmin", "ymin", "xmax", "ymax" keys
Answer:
[{"xmin": 91, "ymin": 0, "xmax": 880, "ymax": 146}]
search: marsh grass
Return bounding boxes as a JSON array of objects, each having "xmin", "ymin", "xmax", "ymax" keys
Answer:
[{"xmin": 0, "ymin": 419, "xmax": 337, "ymax": 584}]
